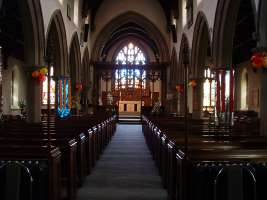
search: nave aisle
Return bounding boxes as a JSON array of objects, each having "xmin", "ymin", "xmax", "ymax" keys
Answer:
[{"xmin": 77, "ymin": 124, "xmax": 167, "ymax": 200}]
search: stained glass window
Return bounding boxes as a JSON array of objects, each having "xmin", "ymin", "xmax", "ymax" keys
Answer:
[
  {"xmin": 115, "ymin": 43, "xmax": 146, "ymax": 65},
  {"xmin": 203, "ymin": 68, "xmax": 216, "ymax": 112},
  {"xmin": 115, "ymin": 43, "xmax": 147, "ymax": 89},
  {"xmin": 42, "ymin": 66, "xmax": 55, "ymax": 105}
]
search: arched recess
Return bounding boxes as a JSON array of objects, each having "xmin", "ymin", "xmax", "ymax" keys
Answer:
[
  {"xmin": 69, "ymin": 32, "xmax": 81, "ymax": 92},
  {"xmin": 191, "ymin": 12, "xmax": 212, "ymax": 118},
  {"xmin": 45, "ymin": 9, "xmax": 68, "ymax": 76},
  {"xmin": 92, "ymin": 11, "xmax": 170, "ymax": 63}
]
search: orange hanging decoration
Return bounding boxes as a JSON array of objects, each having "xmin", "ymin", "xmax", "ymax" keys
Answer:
[
  {"xmin": 32, "ymin": 70, "xmax": 40, "ymax": 78},
  {"xmin": 189, "ymin": 80, "xmax": 197, "ymax": 87}
]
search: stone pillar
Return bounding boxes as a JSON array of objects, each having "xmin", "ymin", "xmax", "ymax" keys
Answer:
[
  {"xmin": 192, "ymin": 80, "xmax": 202, "ymax": 119},
  {"xmin": 161, "ymin": 69, "xmax": 167, "ymax": 107},
  {"xmin": 25, "ymin": 66, "xmax": 41, "ymax": 123},
  {"xmin": 260, "ymin": 69, "xmax": 267, "ymax": 135}
]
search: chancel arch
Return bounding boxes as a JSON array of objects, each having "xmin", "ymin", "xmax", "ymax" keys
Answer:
[
  {"xmin": 93, "ymin": 11, "xmax": 168, "ymax": 114},
  {"xmin": 92, "ymin": 11, "xmax": 170, "ymax": 63}
]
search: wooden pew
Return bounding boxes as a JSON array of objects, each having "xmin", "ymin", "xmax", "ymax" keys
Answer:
[
  {"xmin": 0, "ymin": 146, "xmax": 61, "ymax": 200},
  {"xmin": 142, "ymin": 114, "xmax": 265, "ymax": 200}
]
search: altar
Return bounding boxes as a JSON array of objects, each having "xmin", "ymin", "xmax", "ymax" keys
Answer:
[{"xmin": 119, "ymin": 101, "xmax": 142, "ymax": 113}]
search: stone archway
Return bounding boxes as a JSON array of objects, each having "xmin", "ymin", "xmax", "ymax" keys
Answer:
[
  {"xmin": 191, "ymin": 12, "xmax": 212, "ymax": 118},
  {"xmin": 212, "ymin": 0, "xmax": 257, "ymax": 68},
  {"xmin": 92, "ymin": 11, "xmax": 170, "ymax": 63},
  {"xmin": 46, "ymin": 9, "xmax": 68, "ymax": 76},
  {"xmin": 0, "ymin": 0, "xmax": 45, "ymax": 122},
  {"xmin": 213, "ymin": 0, "xmax": 257, "ymax": 126}
]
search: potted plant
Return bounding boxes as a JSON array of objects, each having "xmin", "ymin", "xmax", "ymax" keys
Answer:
[{"xmin": 18, "ymin": 99, "xmax": 26, "ymax": 115}]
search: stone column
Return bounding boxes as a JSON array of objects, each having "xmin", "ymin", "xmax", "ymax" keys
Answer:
[
  {"xmin": 161, "ymin": 68, "xmax": 167, "ymax": 107},
  {"xmin": 192, "ymin": 80, "xmax": 202, "ymax": 119},
  {"xmin": 25, "ymin": 66, "xmax": 41, "ymax": 123},
  {"xmin": 260, "ymin": 67, "xmax": 267, "ymax": 135}
]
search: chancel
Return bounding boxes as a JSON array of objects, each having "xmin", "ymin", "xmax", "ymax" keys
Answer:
[{"xmin": 0, "ymin": 0, "xmax": 267, "ymax": 200}]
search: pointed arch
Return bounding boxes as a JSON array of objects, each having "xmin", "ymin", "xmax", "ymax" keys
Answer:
[
  {"xmin": 191, "ymin": 11, "xmax": 211, "ymax": 78},
  {"xmin": 46, "ymin": 9, "xmax": 68, "ymax": 76},
  {"xmin": 110, "ymin": 39, "xmax": 151, "ymax": 63},
  {"xmin": 22, "ymin": 0, "xmax": 45, "ymax": 65},
  {"xmin": 92, "ymin": 11, "xmax": 170, "ymax": 63},
  {"xmin": 213, "ymin": 0, "xmax": 257, "ymax": 67},
  {"xmin": 69, "ymin": 32, "xmax": 81, "ymax": 91},
  {"xmin": 114, "ymin": 42, "xmax": 147, "ymax": 65}
]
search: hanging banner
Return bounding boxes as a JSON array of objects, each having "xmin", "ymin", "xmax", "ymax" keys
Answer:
[{"xmin": 57, "ymin": 76, "xmax": 71, "ymax": 118}]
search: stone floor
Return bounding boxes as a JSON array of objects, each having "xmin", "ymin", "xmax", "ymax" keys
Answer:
[{"xmin": 76, "ymin": 124, "xmax": 168, "ymax": 200}]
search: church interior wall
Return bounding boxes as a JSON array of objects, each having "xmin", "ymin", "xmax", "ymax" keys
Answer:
[
  {"xmin": 40, "ymin": 0, "xmax": 89, "ymax": 66},
  {"xmin": 2, "ymin": 57, "xmax": 27, "ymax": 115},
  {"xmin": 236, "ymin": 61, "xmax": 261, "ymax": 114}
]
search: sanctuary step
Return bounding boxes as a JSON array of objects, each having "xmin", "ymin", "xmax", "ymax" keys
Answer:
[{"xmin": 118, "ymin": 113, "xmax": 141, "ymax": 124}]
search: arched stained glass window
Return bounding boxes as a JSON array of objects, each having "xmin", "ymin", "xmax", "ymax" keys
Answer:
[
  {"xmin": 42, "ymin": 66, "xmax": 56, "ymax": 105},
  {"xmin": 115, "ymin": 43, "xmax": 146, "ymax": 65},
  {"xmin": 114, "ymin": 43, "xmax": 147, "ymax": 89}
]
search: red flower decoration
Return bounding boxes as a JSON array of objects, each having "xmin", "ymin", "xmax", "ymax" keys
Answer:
[
  {"xmin": 251, "ymin": 53, "xmax": 264, "ymax": 69},
  {"xmin": 176, "ymin": 84, "xmax": 184, "ymax": 93},
  {"xmin": 38, "ymin": 74, "xmax": 46, "ymax": 82},
  {"xmin": 75, "ymin": 83, "xmax": 83, "ymax": 92}
]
